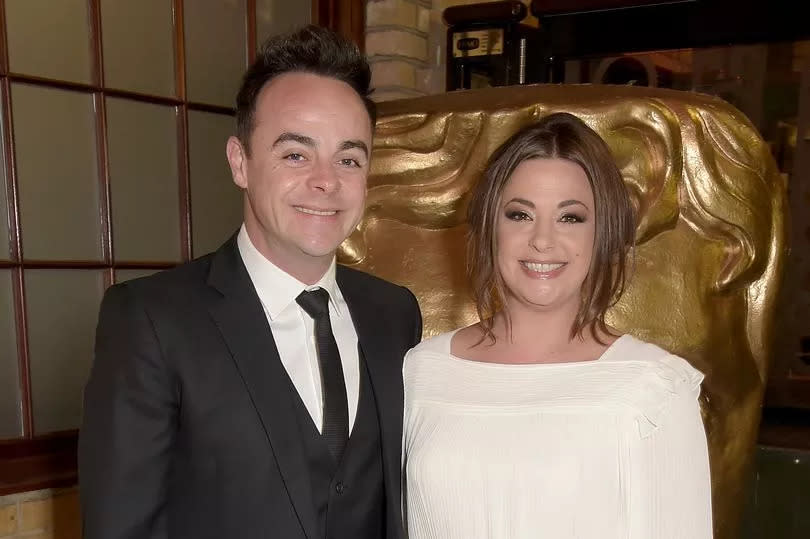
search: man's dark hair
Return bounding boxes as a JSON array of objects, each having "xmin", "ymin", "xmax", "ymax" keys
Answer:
[{"xmin": 235, "ymin": 25, "xmax": 375, "ymax": 155}]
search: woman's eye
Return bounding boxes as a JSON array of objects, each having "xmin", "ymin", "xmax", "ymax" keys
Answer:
[
  {"xmin": 560, "ymin": 213, "xmax": 585, "ymax": 224},
  {"xmin": 505, "ymin": 210, "xmax": 531, "ymax": 221}
]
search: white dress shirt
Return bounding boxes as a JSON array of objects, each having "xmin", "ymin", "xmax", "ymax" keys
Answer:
[{"xmin": 237, "ymin": 225, "xmax": 360, "ymax": 433}]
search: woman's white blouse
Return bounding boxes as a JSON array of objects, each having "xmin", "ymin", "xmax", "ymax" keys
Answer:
[{"xmin": 403, "ymin": 331, "xmax": 713, "ymax": 539}]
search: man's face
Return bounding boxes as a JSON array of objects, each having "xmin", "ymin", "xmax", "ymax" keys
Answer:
[{"xmin": 227, "ymin": 72, "xmax": 372, "ymax": 282}]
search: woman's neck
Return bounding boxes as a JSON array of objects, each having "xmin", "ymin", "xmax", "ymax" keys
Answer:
[{"xmin": 482, "ymin": 300, "xmax": 609, "ymax": 363}]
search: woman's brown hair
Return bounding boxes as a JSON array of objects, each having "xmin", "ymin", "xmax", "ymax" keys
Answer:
[{"xmin": 467, "ymin": 112, "xmax": 636, "ymax": 343}]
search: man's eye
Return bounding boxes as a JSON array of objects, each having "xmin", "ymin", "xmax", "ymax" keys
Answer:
[
  {"xmin": 340, "ymin": 158, "xmax": 361, "ymax": 168},
  {"xmin": 284, "ymin": 153, "xmax": 305, "ymax": 161}
]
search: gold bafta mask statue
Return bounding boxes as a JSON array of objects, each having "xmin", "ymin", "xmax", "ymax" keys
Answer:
[{"xmin": 339, "ymin": 85, "xmax": 787, "ymax": 539}]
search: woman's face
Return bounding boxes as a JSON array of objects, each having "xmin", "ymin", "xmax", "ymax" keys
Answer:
[{"xmin": 495, "ymin": 158, "xmax": 596, "ymax": 314}]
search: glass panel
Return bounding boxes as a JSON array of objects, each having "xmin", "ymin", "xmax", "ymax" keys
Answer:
[
  {"xmin": 115, "ymin": 268, "xmax": 162, "ymax": 283},
  {"xmin": 256, "ymin": 0, "xmax": 311, "ymax": 44},
  {"xmin": 0, "ymin": 93, "xmax": 10, "ymax": 261},
  {"xmin": 184, "ymin": 0, "xmax": 247, "ymax": 107},
  {"xmin": 188, "ymin": 111, "xmax": 242, "ymax": 257},
  {"xmin": 106, "ymin": 98, "xmax": 180, "ymax": 262},
  {"xmin": 101, "ymin": 0, "xmax": 176, "ymax": 96},
  {"xmin": 0, "ymin": 270, "xmax": 22, "ymax": 438},
  {"xmin": 25, "ymin": 270, "xmax": 105, "ymax": 434},
  {"xmin": 5, "ymin": 0, "xmax": 92, "ymax": 83},
  {"xmin": 741, "ymin": 446, "xmax": 810, "ymax": 538},
  {"xmin": 12, "ymin": 84, "xmax": 101, "ymax": 261}
]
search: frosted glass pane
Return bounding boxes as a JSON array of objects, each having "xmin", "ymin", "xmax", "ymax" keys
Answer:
[
  {"xmin": 0, "ymin": 270, "xmax": 22, "ymax": 438},
  {"xmin": 26, "ymin": 270, "xmax": 105, "ymax": 434},
  {"xmin": 188, "ymin": 111, "xmax": 242, "ymax": 257},
  {"xmin": 6, "ymin": 0, "xmax": 92, "ymax": 83},
  {"xmin": 101, "ymin": 0, "xmax": 176, "ymax": 96},
  {"xmin": 184, "ymin": 0, "xmax": 247, "ymax": 107},
  {"xmin": 106, "ymin": 98, "xmax": 181, "ymax": 262},
  {"xmin": 0, "ymin": 94, "xmax": 9, "ymax": 261},
  {"xmin": 115, "ymin": 268, "xmax": 162, "ymax": 283},
  {"xmin": 256, "ymin": 0, "xmax": 311, "ymax": 43},
  {"xmin": 12, "ymin": 84, "xmax": 102, "ymax": 261}
]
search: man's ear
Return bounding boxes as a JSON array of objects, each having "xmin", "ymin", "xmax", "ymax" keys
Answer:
[{"xmin": 226, "ymin": 136, "xmax": 248, "ymax": 189}]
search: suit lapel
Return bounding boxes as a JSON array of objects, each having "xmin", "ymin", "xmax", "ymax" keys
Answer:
[
  {"xmin": 206, "ymin": 237, "xmax": 318, "ymax": 539},
  {"xmin": 337, "ymin": 267, "xmax": 405, "ymax": 533}
]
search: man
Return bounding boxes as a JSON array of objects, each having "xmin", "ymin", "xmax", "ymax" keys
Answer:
[{"xmin": 79, "ymin": 26, "xmax": 422, "ymax": 539}]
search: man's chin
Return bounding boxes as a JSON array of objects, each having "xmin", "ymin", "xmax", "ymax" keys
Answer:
[
  {"xmin": 299, "ymin": 243, "xmax": 343, "ymax": 260},
  {"xmin": 297, "ymin": 230, "xmax": 353, "ymax": 255}
]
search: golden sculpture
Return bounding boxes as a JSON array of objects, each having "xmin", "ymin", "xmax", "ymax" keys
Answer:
[{"xmin": 338, "ymin": 84, "xmax": 787, "ymax": 539}]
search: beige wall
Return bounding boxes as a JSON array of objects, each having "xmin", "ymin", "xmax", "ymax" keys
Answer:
[
  {"xmin": 0, "ymin": 489, "xmax": 79, "ymax": 539},
  {"xmin": 366, "ymin": 0, "xmax": 434, "ymax": 101}
]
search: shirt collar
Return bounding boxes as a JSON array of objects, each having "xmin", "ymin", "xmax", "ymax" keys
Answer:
[{"xmin": 236, "ymin": 225, "xmax": 343, "ymax": 320}]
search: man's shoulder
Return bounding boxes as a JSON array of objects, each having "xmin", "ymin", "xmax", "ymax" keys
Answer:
[
  {"xmin": 336, "ymin": 264, "xmax": 410, "ymax": 297},
  {"xmin": 336, "ymin": 264, "xmax": 420, "ymax": 319},
  {"xmin": 113, "ymin": 251, "xmax": 217, "ymax": 300}
]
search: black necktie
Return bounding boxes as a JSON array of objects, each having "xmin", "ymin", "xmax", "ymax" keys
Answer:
[{"xmin": 296, "ymin": 288, "xmax": 349, "ymax": 462}]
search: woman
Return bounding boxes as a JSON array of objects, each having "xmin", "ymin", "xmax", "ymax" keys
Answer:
[{"xmin": 403, "ymin": 112, "xmax": 712, "ymax": 538}]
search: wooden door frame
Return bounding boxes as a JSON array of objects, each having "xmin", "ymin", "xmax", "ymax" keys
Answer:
[{"xmin": 313, "ymin": 0, "xmax": 366, "ymax": 51}]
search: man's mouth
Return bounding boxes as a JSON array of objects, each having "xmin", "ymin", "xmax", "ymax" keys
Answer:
[{"xmin": 294, "ymin": 206, "xmax": 337, "ymax": 216}]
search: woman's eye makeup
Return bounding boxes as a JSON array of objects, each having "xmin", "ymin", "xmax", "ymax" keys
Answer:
[
  {"xmin": 505, "ymin": 209, "xmax": 531, "ymax": 221},
  {"xmin": 559, "ymin": 212, "xmax": 586, "ymax": 224}
]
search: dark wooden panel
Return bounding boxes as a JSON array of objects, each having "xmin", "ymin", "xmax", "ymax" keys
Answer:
[
  {"xmin": 314, "ymin": 0, "xmax": 366, "ymax": 52},
  {"xmin": 531, "ymin": 0, "xmax": 695, "ymax": 16},
  {"xmin": 0, "ymin": 432, "xmax": 78, "ymax": 495},
  {"xmin": 534, "ymin": 0, "xmax": 810, "ymax": 60},
  {"xmin": 758, "ymin": 407, "xmax": 810, "ymax": 451}
]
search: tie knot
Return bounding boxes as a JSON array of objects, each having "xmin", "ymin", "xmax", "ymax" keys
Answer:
[{"xmin": 296, "ymin": 288, "xmax": 330, "ymax": 319}]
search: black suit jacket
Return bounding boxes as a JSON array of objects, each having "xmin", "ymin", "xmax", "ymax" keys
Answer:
[{"xmin": 78, "ymin": 236, "xmax": 422, "ymax": 539}]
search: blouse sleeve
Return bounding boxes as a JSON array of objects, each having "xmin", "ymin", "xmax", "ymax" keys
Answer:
[{"xmin": 634, "ymin": 360, "xmax": 713, "ymax": 538}]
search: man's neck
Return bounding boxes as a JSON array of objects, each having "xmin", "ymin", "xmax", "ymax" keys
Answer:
[{"xmin": 243, "ymin": 224, "xmax": 333, "ymax": 285}]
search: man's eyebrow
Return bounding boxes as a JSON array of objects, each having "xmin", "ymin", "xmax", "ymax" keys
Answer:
[
  {"xmin": 339, "ymin": 140, "xmax": 369, "ymax": 157},
  {"xmin": 272, "ymin": 134, "xmax": 368, "ymax": 158},
  {"xmin": 272, "ymin": 132, "xmax": 316, "ymax": 148}
]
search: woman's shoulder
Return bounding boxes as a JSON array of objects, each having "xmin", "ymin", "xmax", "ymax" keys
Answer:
[
  {"xmin": 612, "ymin": 334, "xmax": 704, "ymax": 388},
  {"xmin": 403, "ymin": 329, "xmax": 462, "ymax": 403},
  {"xmin": 407, "ymin": 328, "xmax": 457, "ymax": 357},
  {"xmin": 609, "ymin": 335, "xmax": 706, "ymax": 437}
]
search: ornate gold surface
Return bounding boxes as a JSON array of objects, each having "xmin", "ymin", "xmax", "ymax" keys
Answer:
[{"xmin": 339, "ymin": 84, "xmax": 787, "ymax": 539}]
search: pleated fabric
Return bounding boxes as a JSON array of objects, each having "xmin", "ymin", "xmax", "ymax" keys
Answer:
[{"xmin": 403, "ymin": 332, "xmax": 712, "ymax": 539}]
